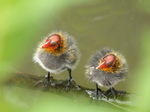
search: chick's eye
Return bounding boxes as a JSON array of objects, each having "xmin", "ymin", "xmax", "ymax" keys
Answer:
[
  {"xmin": 106, "ymin": 61, "xmax": 113, "ymax": 68},
  {"xmin": 107, "ymin": 64, "xmax": 112, "ymax": 68},
  {"xmin": 51, "ymin": 42, "xmax": 57, "ymax": 47}
]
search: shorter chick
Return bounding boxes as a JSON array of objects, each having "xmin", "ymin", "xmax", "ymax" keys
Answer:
[{"xmin": 85, "ymin": 48, "xmax": 128, "ymax": 99}]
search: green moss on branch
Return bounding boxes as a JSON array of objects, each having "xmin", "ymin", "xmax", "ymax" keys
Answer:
[{"xmin": 3, "ymin": 72, "xmax": 136, "ymax": 111}]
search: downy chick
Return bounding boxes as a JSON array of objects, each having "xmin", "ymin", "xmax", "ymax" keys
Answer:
[
  {"xmin": 33, "ymin": 31, "xmax": 80, "ymax": 90},
  {"xmin": 85, "ymin": 48, "xmax": 127, "ymax": 98}
]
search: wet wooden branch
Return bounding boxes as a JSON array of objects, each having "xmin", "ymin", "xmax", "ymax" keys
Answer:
[{"xmin": 3, "ymin": 72, "xmax": 136, "ymax": 111}]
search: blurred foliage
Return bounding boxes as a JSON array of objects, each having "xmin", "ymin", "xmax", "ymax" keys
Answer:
[
  {"xmin": 1, "ymin": 0, "xmax": 150, "ymax": 112},
  {"xmin": 133, "ymin": 28, "xmax": 150, "ymax": 112}
]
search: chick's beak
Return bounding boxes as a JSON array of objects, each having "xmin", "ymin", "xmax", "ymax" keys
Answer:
[
  {"xmin": 96, "ymin": 61, "xmax": 106, "ymax": 69},
  {"xmin": 41, "ymin": 41, "xmax": 51, "ymax": 48}
]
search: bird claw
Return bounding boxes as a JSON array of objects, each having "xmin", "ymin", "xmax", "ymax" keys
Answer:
[
  {"xmin": 95, "ymin": 88, "xmax": 107, "ymax": 100},
  {"xmin": 42, "ymin": 79, "xmax": 55, "ymax": 91},
  {"xmin": 65, "ymin": 78, "xmax": 81, "ymax": 91},
  {"xmin": 86, "ymin": 89, "xmax": 107, "ymax": 100},
  {"xmin": 104, "ymin": 87, "xmax": 126, "ymax": 100},
  {"xmin": 34, "ymin": 76, "xmax": 55, "ymax": 91}
]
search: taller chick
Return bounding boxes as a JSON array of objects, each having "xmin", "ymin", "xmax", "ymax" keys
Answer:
[
  {"xmin": 33, "ymin": 31, "xmax": 80, "ymax": 90},
  {"xmin": 85, "ymin": 48, "xmax": 127, "ymax": 98}
]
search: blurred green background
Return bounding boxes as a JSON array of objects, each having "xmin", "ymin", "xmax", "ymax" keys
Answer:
[{"xmin": 1, "ymin": 0, "xmax": 150, "ymax": 111}]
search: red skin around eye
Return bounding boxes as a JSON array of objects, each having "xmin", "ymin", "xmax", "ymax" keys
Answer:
[
  {"xmin": 42, "ymin": 35, "xmax": 60, "ymax": 48},
  {"xmin": 97, "ymin": 54, "xmax": 115, "ymax": 69}
]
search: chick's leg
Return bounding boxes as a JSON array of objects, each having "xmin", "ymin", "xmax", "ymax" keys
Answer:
[
  {"xmin": 43, "ymin": 72, "xmax": 55, "ymax": 87},
  {"xmin": 95, "ymin": 83, "xmax": 106, "ymax": 99},
  {"xmin": 34, "ymin": 72, "xmax": 55, "ymax": 90},
  {"xmin": 66, "ymin": 68, "xmax": 81, "ymax": 91}
]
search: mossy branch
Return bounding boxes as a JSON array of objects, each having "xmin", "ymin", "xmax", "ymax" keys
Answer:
[{"xmin": 3, "ymin": 72, "xmax": 136, "ymax": 111}]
